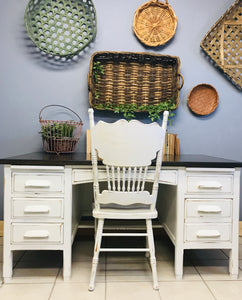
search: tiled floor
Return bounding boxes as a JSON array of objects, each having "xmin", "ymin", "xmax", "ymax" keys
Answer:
[{"xmin": 1, "ymin": 232, "xmax": 242, "ymax": 300}]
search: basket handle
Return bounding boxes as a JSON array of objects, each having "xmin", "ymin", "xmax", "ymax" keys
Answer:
[
  {"xmin": 39, "ymin": 104, "xmax": 83, "ymax": 123},
  {"xmin": 151, "ymin": 0, "xmax": 169, "ymax": 4},
  {"xmin": 178, "ymin": 74, "xmax": 184, "ymax": 90}
]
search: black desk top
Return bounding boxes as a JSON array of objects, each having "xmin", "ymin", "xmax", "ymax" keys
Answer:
[{"xmin": 0, "ymin": 152, "xmax": 241, "ymax": 168}]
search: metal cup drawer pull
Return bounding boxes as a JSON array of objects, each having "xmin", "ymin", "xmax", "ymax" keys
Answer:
[
  {"xmin": 24, "ymin": 205, "xmax": 50, "ymax": 214},
  {"xmin": 198, "ymin": 181, "xmax": 222, "ymax": 189},
  {"xmin": 197, "ymin": 205, "xmax": 222, "ymax": 214},
  {"xmin": 23, "ymin": 230, "xmax": 50, "ymax": 239},
  {"xmin": 25, "ymin": 179, "xmax": 50, "ymax": 188},
  {"xmin": 196, "ymin": 229, "xmax": 221, "ymax": 238}
]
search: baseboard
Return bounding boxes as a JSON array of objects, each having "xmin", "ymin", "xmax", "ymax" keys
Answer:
[
  {"xmin": 0, "ymin": 221, "xmax": 3, "ymax": 237},
  {"xmin": 240, "ymin": 221, "xmax": 242, "ymax": 237}
]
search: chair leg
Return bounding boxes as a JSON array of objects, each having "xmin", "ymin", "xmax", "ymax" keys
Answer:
[
  {"xmin": 146, "ymin": 219, "xmax": 159, "ymax": 290},
  {"xmin": 89, "ymin": 218, "xmax": 104, "ymax": 291},
  {"xmin": 145, "ymin": 236, "xmax": 150, "ymax": 258}
]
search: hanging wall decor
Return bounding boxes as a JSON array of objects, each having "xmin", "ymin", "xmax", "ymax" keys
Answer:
[
  {"xmin": 200, "ymin": 0, "xmax": 242, "ymax": 90},
  {"xmin": 133, "ymin": 0, "xmax": 178, "ymax": 47},
  {"xmin": 24, "ymin": 0, "xmax": 97, "ymax": 57},
  {"xmin": 187, "ymin": 84, "xmax": 219, "ymax": 116},
  {"xmin": 88, "ymin": 51, "xmax": 184, "ymax": 118}
]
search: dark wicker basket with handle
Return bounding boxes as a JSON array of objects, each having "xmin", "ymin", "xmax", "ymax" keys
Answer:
[
  {"xmin": 88, "ymin": 51, "xmax": 183, "ymax": 112},
  {"xmin": 39, "ymin": 105, "xmax": 83, "ymax": 154}
]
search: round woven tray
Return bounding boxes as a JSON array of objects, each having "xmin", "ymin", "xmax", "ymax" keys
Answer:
[
  {"xmin": 24, "ymin": 0, "xmax": 97, "ymax": 57},
  {"xmin": 187, "ymin": 84, "xmax": 219, "ymax": 116},
  {"xmin": 133, "ymin": 0, "xmax": 177, "ymax": 47}
]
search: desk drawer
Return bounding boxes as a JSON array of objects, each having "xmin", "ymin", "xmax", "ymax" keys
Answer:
[
  {"xmin": 11, "ymin": 223, "xmax": 63, "ymax": 244},
  {"xmin": 185, "ymin": 199, "xmax": 232, "ymax": 221},
  {"xmin": 12, "ymin": 198, "xmax": 63, "ymax": 218},
  {"xmin": 184, "ymin": 223, "xmax": 231, "ymax": 242},
  {"xmin": 12, "ymin": 173, "xmax": 64, "ymax": 194},
  {"xmin": 73, "ymin": 168, "xmax": 177, "ymax": 185},
  {"xmin": 186, "ymin": 175, "xmax": 233, "ymax": 194}
]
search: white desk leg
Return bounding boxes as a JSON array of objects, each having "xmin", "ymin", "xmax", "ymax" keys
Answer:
[
  {"xmin": 3, "ymin": 165, "xmax": 13, "ymax": 282},
  {"xmin": 175, "ymin": 169, "xmax": 186, "ymax": 280},
  {"xmin": 229, "ymin": 248, "xmax": 238, "ymax": 279},
  {"xmin": 3, "ymin": 249, "xmax": 13, "ymax": 283},
  {"xmin": 175, "ymin": 247, "xmax": 184, "ymax": 280},
  {"xmin": 62, "ymin": 166, "xmax": 73, "ymax": 280},
  {"xmin": 229, "ymin": 168, "xmax": 240, "ymax": 279}
]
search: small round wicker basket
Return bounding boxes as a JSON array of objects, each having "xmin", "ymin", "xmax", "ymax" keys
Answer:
[
  {"xmin": 133, "ymin": 0, "xmax": 177, "ymax": 47},
  {"xmin": 187, "ymin": 84, "xmax": 219, "ymax": 116}
]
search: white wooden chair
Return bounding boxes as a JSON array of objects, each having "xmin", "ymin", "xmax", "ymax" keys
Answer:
[{"xmin": 88, "ymin": 108, "xmax": 169, "ymax": 291}]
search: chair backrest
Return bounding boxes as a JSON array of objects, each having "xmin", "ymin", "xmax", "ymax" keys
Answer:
[{"xmin": 88, "ymin": 108, "xmax": 169, "ymax": 210}]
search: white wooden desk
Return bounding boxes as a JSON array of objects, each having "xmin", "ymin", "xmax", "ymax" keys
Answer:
[{"xmin": 0, "ymin": 152, "xmax": 241, "ymax": 282}]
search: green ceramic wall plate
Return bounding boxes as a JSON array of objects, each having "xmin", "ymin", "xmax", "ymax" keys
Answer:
[{"xmin": 24, "ymin": 0, "xmax": 97, "ymax": 57}]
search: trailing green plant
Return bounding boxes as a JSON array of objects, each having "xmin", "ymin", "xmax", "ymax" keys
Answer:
[
  {"xmin": 41, "ymin": 122, "xmax": 75, "ymax": 139},
  {"xmin": 93, "ymin": 61, "xmax": 104, "ymax": 84},
  {"xmin": 93, "ymin": 99, "xmax": 176, "ymax": 123}
]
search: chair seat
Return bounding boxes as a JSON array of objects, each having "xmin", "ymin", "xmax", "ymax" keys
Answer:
[{"xmin": 93, "ymin": 208, "xmax": 158, "ymax": 219}]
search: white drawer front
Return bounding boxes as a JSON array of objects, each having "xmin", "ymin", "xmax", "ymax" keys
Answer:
[
  {"xmin": 185, "ymin": 199, "xmax": 232, "ymax": 221},
  {"xmin": 73, "ymin": 168, "xmax": 177, "ymax": 185},
  {"xmin": 73, "ymin": 168, "xmax": 106, "ymax": 184},
  {"xmin": 12, "ymin": 198, "xmax": 63, "ymax": 218},
  {"xmin": 12, "ymin": 173, "xmax": 64, "ymax": 194},
  {"xmin": 187, "ymin": 175, "xmax": 233, "ymax": 194},
  {"xmin": 184, "ymin": 223, "xmax": 231, "ymax": 242},
  {"xmin": 11, "ymin": 223, "xmax": 63, "ymax": 244}
]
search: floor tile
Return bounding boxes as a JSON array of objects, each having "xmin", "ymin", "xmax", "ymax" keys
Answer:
[
  {"xmin": 50, "ymin": 282, "xmax": 105, "ymax": 300},
  {"xmin": 157, "ymin": 260, "xmax": 201, "ymax": 281},
  {"xmin": 106, "ymin": 259, "xmax": 152, "ymax": 282},
  {"xmin": 206, "ymin": 280, "xmax": 242, "ymax": 300},
  {"xmin": 6, "ymin": 266, "xmax": 59, "ymax": 284},
  {"xmin": 196, "ymin": 265, "xmax": 242, "ymax": 281},
  {"xmin": 158, "ymin": 281, "xmax": 215, "ymax": 300},
  {"xmin": 0, "ymin": 283, "xmax": 53, "ymax": 300},
  {"xmin": 56, "ymin": 261, "xmax": 105, "ymax": 283},
  {"xmin": 106, "ymin": 281, "xmax": 161, "ymax": 300}
]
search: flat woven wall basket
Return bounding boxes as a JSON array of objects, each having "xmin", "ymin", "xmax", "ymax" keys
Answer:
[
  {"xmin": 88, "ymin": 51, "xmax": 183, "ymax": 112},
  {"xmin": 200, "ymin": 0, "xmax": 242, "ymax": 90},
  {"xmin": 24, "ymin": 0, "xmax": 97, "ymax": 57},
  {"xmin": 187, "ymin": 84, "xmax": 219, "ymax": 116},
  {"xmin": 39, "ymin": 105, "xmax": 83, "ymax": 154},
  {"xmin": 133, "ymin": 0, "xmax": 178, "ymax": 47}
]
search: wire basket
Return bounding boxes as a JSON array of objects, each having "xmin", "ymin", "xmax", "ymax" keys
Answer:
[
  {"xmin": 39, "ymin": 105, "xmax": 83, "ymax": 154},
  {"xmin": 24, "ymin": 0, "xmax": 97, "ymax": 57},
  {"xmin": 187, "ymin": 84, "xmax": 219, "ymax": 116},
  {"xmin": 133, "ymin": 0, "xmax": 177, "ymax": 47}
]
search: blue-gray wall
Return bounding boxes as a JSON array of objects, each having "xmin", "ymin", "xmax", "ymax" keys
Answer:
[{"xmin": 0, "ymin": 0, "xmax": 241, "ymax": 220}]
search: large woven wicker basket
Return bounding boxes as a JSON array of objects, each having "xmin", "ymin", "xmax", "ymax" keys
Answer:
[
  {"xmin": 88, "ymin": 51, "xmax": 183, "ymax": 112},
  {"xmin": 133, "ymin": 0, "xmax": 178, "ymax": 47}
]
